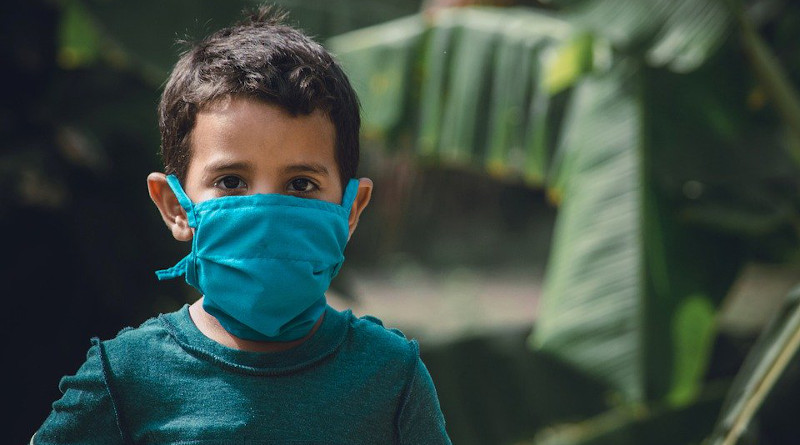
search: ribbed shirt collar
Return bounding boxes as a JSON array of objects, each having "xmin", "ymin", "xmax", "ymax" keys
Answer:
[{"xmin": 159, "ymin": 304, "xmax": 351, "ymax": 375}]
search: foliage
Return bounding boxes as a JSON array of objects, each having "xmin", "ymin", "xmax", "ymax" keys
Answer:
[
  {"xmin": 531, "ymin": 61, "xmax": 647, "ymax": 401},
  {"xmin": 329, "ymin": 0, "xmax": 800, "ymax": 443},
  {"xmin": 330, "ymin": 8, "xmax": 576, "ymax": 186},
  {"xmin": 708, "ymin": 285, "xmax": 800, "ymax": 444}
]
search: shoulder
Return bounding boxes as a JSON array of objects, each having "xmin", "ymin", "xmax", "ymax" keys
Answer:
[
  {"xmin": 103, "ymin": 313, "xmax": 172, "ymax": 350},
  {"xmin": 96, "ymin": 308, "xmax": 182, "ymax": 377},
  {"xmin": 333, "ymin": 309, "xmax": 421, "ymax": 384},
  {"xmin": 345, "ymin": 311, "xmax": 420, "ymax": 358}
]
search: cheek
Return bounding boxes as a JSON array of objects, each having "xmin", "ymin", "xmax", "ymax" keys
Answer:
[
  {"xmin": 322, "ymin": 185, "xmax": 344, "ymax": 205},
  {"xmin": 182, "ymin": 177, "xmax": 218, "ymax": 203},
  {"xmin": 185, "ymin": 190, "xmax": 211, "ymax": 204}
]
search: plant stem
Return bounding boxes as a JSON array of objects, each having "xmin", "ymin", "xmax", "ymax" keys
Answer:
[
  {"xmin": 737, "ymin": 7, "xmax": 800, "ymax": 167},
  {"xmin": 721, "ymin": 310, "xmax": 800, "ymax": 445}
]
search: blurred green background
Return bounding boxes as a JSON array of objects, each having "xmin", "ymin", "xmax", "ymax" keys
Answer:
[{"xmin": 5, "ymin": 0, "xmax": 800, "ymax": 444}]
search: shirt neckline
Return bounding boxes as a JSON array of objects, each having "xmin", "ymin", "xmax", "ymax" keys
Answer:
[{"xmin": 159, "ymin": 304, "xmax": 351, "ymax": 375}]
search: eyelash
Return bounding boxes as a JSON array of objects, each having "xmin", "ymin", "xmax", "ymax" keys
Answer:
[
  {"xmin": 288, "ymin": 177, "xmax": 319, "ymax": 195},
  {"xmin": 212, "ymin": 176, "xmax": 320, "ymax": 196},
  {"xmin": 214, "ymin": 175, "xmax": 247, "ymax": 193}
]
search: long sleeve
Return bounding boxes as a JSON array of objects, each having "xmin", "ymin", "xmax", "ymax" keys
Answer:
[
  {"xmin": 397, "ymin": 357, "xmax": 452, "ymax": 445},
  {"xmin": 33, "ymin": 340, "xmax": 126, "ymax": 445}
]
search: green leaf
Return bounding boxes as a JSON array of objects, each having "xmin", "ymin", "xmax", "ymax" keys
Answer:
[
  {"xmin": 334, "ymin": 7, "xmax": 574, "ymax": 178},
  {"xmin": 521, "ymin": 80, "xmax": 569, "ymax": 187},
  {"xmin": 541, "ymin": 86, "xmax": 579, "ymax": 200},
  {"xmin": 645, "ymin": 0, "xmax": 732, "ymax": 72},
  {"xmin": 530, "ymin": 62, "xmax": 647, "ymax": 401},
  {"xmin": 530, "ymin": 59, "xmax": 734, "ymax": 404},
  {"xmin": 437, "ymin": 12, "xmax": 504, "ymax": 165},
  {"xmin": 708, "ymin": 284, "xmax": 800, "ymax": 445},
  {"xmin": 566, "ymin": 0, "xmax": 732, "ymax": 72},
  {"xmin": 58, "ymin": 0, "xmax": 102, "ymax": 69},
  {"xmin": 417, "ymin": 13, "xmax": 460, "ymax": 157},
  {"xmin": 667, "ymin": 295, "xmax": 717, "ymax": 406},
  {"xmin": 328, "ymin": 16, "xmax": 426, "ymax": 139},
  {"xmin": 484, "ymin": 28, "xmax": 539, "ymax": 178},
  {"xmin": 543, "ymin": 32, "xmax": 594, "ymax": 95}
]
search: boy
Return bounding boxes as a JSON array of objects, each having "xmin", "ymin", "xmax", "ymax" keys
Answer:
[{"xmin": 34, "ymin": 7, "xmax": 451, "ymax": 444}]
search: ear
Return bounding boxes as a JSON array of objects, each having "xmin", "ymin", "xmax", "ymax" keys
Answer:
[
  {"xmin": 147, "ymin": 172, "xmax": 193, "ymax": 242},
  {"xmin": 347, "ymin": 177, "xmax": 373, "ymax": 239}
]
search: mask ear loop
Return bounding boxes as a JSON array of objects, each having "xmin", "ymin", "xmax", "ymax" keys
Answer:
[
  {"xmin": 341, "ymin": 178, "xmax": 361, "ymax": 215},
  {"xmin": 155, "ymin": 255, "xmax": 190, "ymax": 280},
  {"xmin": 330, "ymin": 178, "xmax": 362, "ymax": 278},
  {"xmin": 165, "ymin": 175, "xmax": 198, "ymax": 228},
  {"xmin": 155, "ymin": 175, "xmax": 197, "ymax": 281}
]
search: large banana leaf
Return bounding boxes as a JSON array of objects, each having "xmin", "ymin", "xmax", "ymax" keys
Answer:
[
  {"xmin": 708, "ymin": 284, "xmax": 800, "ymax": 445},
  {"xmin": 329, "ymin": 16, "xmax": 427, "ymax": 141},
  {"xmin": 328, "ymin": 8, "xmax": 576, "ymax": 186},
  {"xmin": 436, "ymin": 12, "xmax": 503, "ymax": 165},
  {"xmin": 561, "ymin": 0, "xmax": 732, "ymax": 73},
  {"xmin": 328, "ymin": 0, "xmax": 734, "ymax": 186},
  {"xmin": 529, "ymin": 62, "xmax": 648, "ymax": 401},
  {"xmin": 530, "ymin": 53, "xmax": 753, "ymax": 404}
]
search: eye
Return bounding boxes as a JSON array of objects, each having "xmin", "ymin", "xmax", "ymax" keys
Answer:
[
  {"xmin": 215, "ymin": 175, "xmax": 246, "ymax": 191},
  {"xmin": 288, "ymin": 178, "xmax": 318, "ymax": 195}
]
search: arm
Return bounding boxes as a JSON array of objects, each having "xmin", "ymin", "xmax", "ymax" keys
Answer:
[
  {"xmin": 396, "ymin": 355, "xmax": 452, "ymax": 445},
  {"xmin": 33, "ymin": 339, "xmax": 127, "ymax": 445}
]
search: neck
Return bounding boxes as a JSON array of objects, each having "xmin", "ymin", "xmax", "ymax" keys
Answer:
[{"xmin": 188, "ymin": 297, "xmax": 324, "ymax": 352}]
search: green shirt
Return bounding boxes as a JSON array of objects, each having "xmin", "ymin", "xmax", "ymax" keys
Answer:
[{"xmin": 34, "ymin": 305, "xmax": 451, "ymax": 444}]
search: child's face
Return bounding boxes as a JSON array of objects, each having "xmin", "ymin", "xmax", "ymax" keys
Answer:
[
  {"xmin": 184, "ymin": 96, "xmax": 343, "ymax": 204},
  {"xmin": 148, "ymin": 96, "xmax": 372, "ymax": 242}
]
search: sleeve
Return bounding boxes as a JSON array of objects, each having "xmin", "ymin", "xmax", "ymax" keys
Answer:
[
  {"xmin": 396, "ymin": 348, "xmax": 452, "ymax": 445},
  {"xmin": 33, "ymin": 339, "xmax": 127, "ymax": 445}
]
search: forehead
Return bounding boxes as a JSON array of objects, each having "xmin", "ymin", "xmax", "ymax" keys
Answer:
[{"xmin": 189, "ymin": 97, "xmax": 337, "ymax": 176}]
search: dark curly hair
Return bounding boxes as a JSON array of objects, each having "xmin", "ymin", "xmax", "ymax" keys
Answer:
[{"xmin": 158, "ymin": 6, "xmax": 360, "ymax": 189}]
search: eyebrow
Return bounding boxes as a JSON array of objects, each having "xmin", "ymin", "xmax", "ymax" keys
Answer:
[
  {"xmin": 204, "ymin": 159, "xmax": 255, "ymax": 172},
  {"xmin": 282, "ymin": 163, "xmax": 329, "ymax": 176}
]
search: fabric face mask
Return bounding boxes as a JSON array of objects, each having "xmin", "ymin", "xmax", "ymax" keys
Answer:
[{"xmin": 156, "ymin": 175, "xmax": 359, "ymax": 342}]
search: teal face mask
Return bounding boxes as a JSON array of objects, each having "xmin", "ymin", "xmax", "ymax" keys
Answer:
[{"xmin": 156, "ymin": 175, "xmax": 359, "ymax": 342}]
